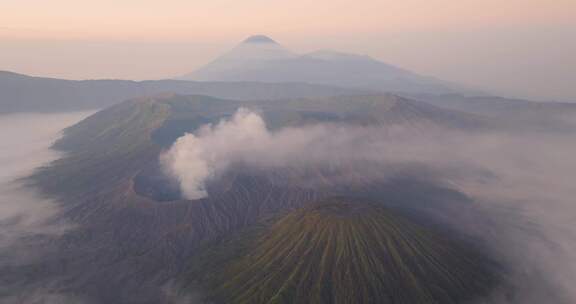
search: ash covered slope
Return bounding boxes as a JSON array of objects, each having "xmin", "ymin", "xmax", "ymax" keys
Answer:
[
  {"xmin": 0, "ymin": 70, "xmax": 363, "ymax": 113},
  {"xmin": 180, "ymin": 35, "xmax": 470, "ymax": 95},
  {"xmin": 182, "ymin": 199, "xmax": 502, "ymax": 304}
]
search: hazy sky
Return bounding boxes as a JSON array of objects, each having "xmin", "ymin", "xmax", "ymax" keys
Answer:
[{"xmin": 1, "ymin": 0, "xmax": 575, "ymax": 101}]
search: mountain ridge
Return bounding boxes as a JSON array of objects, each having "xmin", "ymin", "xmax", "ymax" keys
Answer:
[{"xmin": 0, "ymin": 70, "xmax": 366, "ymax": 113}]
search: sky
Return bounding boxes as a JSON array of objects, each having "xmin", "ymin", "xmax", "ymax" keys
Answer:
[{"xmin": 1, "ymin": 0, "xmax": 575, "ymax": 101}]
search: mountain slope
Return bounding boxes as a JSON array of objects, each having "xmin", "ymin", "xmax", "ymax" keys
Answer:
[
  {"xmin": 189, "ymin": 35, "xmax": 296, "ymax": 80},
  {"xmin": 181, "ymin": 199, "xmax": 502, "ymax": 304},
  {"xmin": 179, "ymin": 35, "xmax": 471, "ymax": 95},
  {"xmin": 408, "ymin": 93, "xmax": 576, "ymax": 132},
  {"xmin": 55, "ymin": 93, "xmax": 486, "ymax": 151}
]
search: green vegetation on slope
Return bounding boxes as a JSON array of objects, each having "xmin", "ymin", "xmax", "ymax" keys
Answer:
[
  {"xmin": 184, "ymin": 198, "xmax": 502, "ymax": 304},
  {"xmin": 31, "ymin": 98, "xmax": 170, "ymax": 197}
]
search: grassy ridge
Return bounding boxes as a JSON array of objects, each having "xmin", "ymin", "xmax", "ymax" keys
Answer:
[
  {"xmin": 31, "ymin": 98, "xmax": 170, "ymax": 198},
  {"xmin": 192, "ymin": 198, "xmax": 501, "ymax": 304}
]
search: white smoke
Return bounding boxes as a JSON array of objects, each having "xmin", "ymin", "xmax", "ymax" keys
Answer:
[{"xmin": 161, "ymin": 108, "xmax": 268, "ymax": 199}]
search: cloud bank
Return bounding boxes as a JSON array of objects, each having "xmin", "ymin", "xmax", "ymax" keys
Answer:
[
  {"xmin": 0, "ymin": 113, "xmax": 90, "ymax": 242},
  {"xmin": 0, "ymin": 112, "xmax": 91, "ymax": 301}
]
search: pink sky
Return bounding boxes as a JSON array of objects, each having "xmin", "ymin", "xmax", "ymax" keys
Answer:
[{"xmin": 1, "ymin": 0, "xmax": 575, "ymax": 101}]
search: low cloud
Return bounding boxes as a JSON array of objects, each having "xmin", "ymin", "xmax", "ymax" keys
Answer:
[
  {"xmin": 0, "ymin": 113, "xmax": 89, "ymax": 243},
  {"xmin": 0, "ymin": 112, "xmax": 91, "ymax": 300}
]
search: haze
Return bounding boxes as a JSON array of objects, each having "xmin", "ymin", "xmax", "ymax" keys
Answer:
[{"xmin": 1, "ymin": 0, "xmax": 575, "ymax": 101}]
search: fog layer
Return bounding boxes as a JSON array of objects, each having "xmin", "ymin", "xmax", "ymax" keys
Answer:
[{"xmin": 0, "ymin": 112, "xmax": 91, "ymax": 302}]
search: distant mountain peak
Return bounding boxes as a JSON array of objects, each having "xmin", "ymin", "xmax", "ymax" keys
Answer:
[
  {"xmin": 178, "ymin": 36, "xmax": 471, "ymax": 95},
  {"xmin": 243, "ymin": 35, "xmax": 277, "ymax": 44}
]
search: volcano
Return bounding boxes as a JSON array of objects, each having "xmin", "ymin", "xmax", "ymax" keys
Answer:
[
  {"xmin": 8, "ymin": 94, "xmax": 502, "ymax": 303},
  {"xmin": 179, "ymin": 35, "xmax": 471, "ymax": 95}
]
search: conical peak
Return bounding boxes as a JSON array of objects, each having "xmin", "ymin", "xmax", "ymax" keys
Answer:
[
  {"xmin": 210, "ymin": 197, "xmax": 503, "ymax": 304},
  {"xmin": 242, "ymin": 35, "xmax": 277, "ymax": 44}
]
